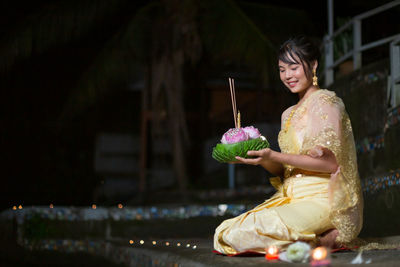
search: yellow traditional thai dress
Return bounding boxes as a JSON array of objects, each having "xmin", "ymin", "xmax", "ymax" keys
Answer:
[{"xmin": 214, "ymin": 89, "xmax": 363, "ymax": 255}]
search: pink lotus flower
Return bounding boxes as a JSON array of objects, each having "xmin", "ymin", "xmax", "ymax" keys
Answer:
[
  {"xmin": 221, "ymin": 128, "xmax": 249, "ymax": 144},
  {"xmin": 243, "ymin": 126, "xmax": 261, "ymax": 139}
]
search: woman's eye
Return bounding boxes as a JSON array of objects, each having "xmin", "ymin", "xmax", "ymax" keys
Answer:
[{"xmin": 291, "ymin": 67, "xmax": 298, "ymax": 71}]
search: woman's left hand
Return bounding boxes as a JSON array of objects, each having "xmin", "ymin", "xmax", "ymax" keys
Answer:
[{"xmin": 235, "ymin": 148, "xmax": 273, "ymax": 165}]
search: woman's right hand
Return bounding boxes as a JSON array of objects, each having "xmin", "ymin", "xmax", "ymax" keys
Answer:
[
  {"xmin": 235, "ymin": 148, "xmax": 273, "ymax": 166},
  {"xmin": 234, "ymin": 148, "xmax": 284, "ymax": 176}
]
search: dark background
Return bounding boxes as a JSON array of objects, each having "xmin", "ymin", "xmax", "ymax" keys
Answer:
[{"xmin": 1, "ymin": 0, "xmax": 396, "ymax": 210}]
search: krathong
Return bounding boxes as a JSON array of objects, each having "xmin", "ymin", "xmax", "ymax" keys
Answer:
[
  {"xmin": 212, "ymin": 78, "xmax": 269, "ymax": 163},
  {"xmin": 212, "ymin": 130, "xmax": 269, "ymax": 163}
]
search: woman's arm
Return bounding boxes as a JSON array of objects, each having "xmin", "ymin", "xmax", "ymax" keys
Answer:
[{"xmin": 236, "ymin": 147, "xmax": 338, "ymax": 176}]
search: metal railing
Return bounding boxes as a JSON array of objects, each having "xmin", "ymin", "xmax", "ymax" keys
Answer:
[
  {"xmin": 323, "ymin": 0, "xmax": 400, "ymax": 87},
  {"xmin": 389, "ymin": 37, "xmax": 400, "ymax": 108}
]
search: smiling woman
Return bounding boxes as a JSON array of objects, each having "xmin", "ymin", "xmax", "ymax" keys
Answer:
[
  {"xmin": 214, "ymin": 36, "xmax": 363, "ymax": 255},
  {"xmin": 278, "ymin": 37, "xmax": 319, "ymax": 96}
]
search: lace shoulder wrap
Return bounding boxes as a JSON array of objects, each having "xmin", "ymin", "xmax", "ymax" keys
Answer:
[{"xmin": 300, "ymin": 90, "xmax": 363, "ymax": 244}]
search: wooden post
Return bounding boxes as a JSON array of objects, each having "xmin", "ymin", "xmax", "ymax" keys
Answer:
[
  {"xmin": 139, "ymin": 66, "xmax": 150, "ymax": 195},
  {"xmin": 353, "ymin": 19, "xmax": 362, "ymax": 70},
  {"xmin": 228, "ymin": 164, "xmax": 235, "ymax": 189},
  {"xmin": 324, "ymin": 0, "xmax": 334, "ymax": 87},
  {"xmin": 324, "ymin": 36, "xmax": 334, "ymax": 87},
  {"xmin": 139, "ymin": 110, "xmax": 148, "ymax": 194}
]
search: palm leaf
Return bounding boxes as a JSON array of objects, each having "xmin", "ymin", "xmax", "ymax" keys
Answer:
[
  {"xmin": 61, "ymin": 2, "xmax": 161, "ymax": 117},
  {"xmin": 200, "ymin": 0, "xmax": 314, "ymax": 84},
  {"xmin": 237, "ymin": 1, "xmax": 314, "ymax": 44},
  {"xmin": 200, "ymin": 0, "xmax": 275, "ymax": 70},
  {"xmin": 1, "ymin": 0, "xmax": 316, "ymax": 117}
]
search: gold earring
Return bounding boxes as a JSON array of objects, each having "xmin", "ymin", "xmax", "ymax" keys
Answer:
[{"xmin": 312, "ymin": 69, "xmax": 318, "ymax": 86}]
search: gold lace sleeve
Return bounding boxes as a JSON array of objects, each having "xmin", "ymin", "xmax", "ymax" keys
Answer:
[{"xmin": 300, "ymin": 90, "xmax": 363, "ymax": 244}]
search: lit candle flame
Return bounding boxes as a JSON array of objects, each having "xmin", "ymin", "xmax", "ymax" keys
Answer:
[
  {"xmin": 268, "ymin": 246, "xmax": 278, "ymax": 255},
  {"xmin": 265, "ymin": 245, "xmax": 279, "ymax": 260},
  {"xmin": 312, "ymin": 247, "xmax": 328, "ymax": 261}
]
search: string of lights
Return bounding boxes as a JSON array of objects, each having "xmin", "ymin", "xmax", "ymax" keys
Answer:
[{"xmin": 21, "ymin": 238, "xmax": 198, "ymax": 266}]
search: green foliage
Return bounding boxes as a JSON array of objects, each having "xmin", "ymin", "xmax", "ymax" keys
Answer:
[
  {"xmin": 200, "ymin": 0, "xmax": 274, "ymax": 75},
  {"xmin": 333, "ymin": 17, "xmax": 353, "ymax": 61},
  {"xmin": 200, "ymin": 0, "xmax": 314, "ymax": 84},
  {"xmin": 1, "ymin": 0, "xmax": 315, "ymax": 117},
  {"xmin": 61, "ymin": 1, "xmax": 161, "ymax": 118},
  {"xmin": 212, "ymin": 137, "xmax": 269, "ymax": 163}
]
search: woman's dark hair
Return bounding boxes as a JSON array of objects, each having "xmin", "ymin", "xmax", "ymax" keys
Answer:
[{"xmin": 278, "ymin": 36, "xmax": 321, "ymax": 80}]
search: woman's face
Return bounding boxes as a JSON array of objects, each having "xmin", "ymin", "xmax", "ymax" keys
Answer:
[{"xmin": 278, "ymin": 58, "xmax": 312, "ymax": 94}]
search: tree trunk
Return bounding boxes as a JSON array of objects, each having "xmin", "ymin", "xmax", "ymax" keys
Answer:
[{"xmin": 145, "ymin": 0, "xmax": 201, "ymax": 196}]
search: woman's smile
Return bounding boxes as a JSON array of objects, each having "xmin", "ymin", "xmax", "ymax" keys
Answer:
[
  {"xmin": 279, "ymin": 59, "xmax": 314, "ymax": 94},
  {"xmin": 287, "ymin": 81, "xmax": 298, "ymax": 88}
]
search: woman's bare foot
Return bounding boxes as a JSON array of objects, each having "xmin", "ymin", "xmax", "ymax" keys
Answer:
[{"xmin": 319, "ymin": 229, "xmax": 339, "ymax": 249}]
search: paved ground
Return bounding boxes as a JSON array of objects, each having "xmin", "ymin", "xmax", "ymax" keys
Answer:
[
  {"xmin": 108, "ymin": 237, "xmax": 400, "ymax": 267},
  {"xmin": 1, "ymin": 235, "xmax": 400, "ymax": 266},
  {"xmin": 1, "ymin": 204, "xmax": 400, "ymax": 266}
]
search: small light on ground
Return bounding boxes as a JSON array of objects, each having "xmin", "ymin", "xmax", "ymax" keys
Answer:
[
  {"xmin": 92, "ymin": 204, "xmax": 97, "ymax": 209},
  {"xmin": 312, "ymin": 247, "xmax": 328, "ymax": 261},
  {"xmin": 140, "ymin": 240, "xmax": 144, "ymax": 245},
  {"xmin": 129, "ymin": 240, "xmax": 134, "ymax": 244}
]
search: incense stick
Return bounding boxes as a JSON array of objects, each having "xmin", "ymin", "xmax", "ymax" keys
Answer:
[
  {"xmin": 228, "ymin": 78, "xmax": 234, "ymax": 127},
  {"xmin": 229, "ymin": 78, "xmax": 237, "ymax": 128},
  {"xmin": 237, "ymin": 110, "xmax": 241, "ymax": 128},
  {"xmin": 232, "ymin": 78, "xmax": 238, "ymax": 127}
]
